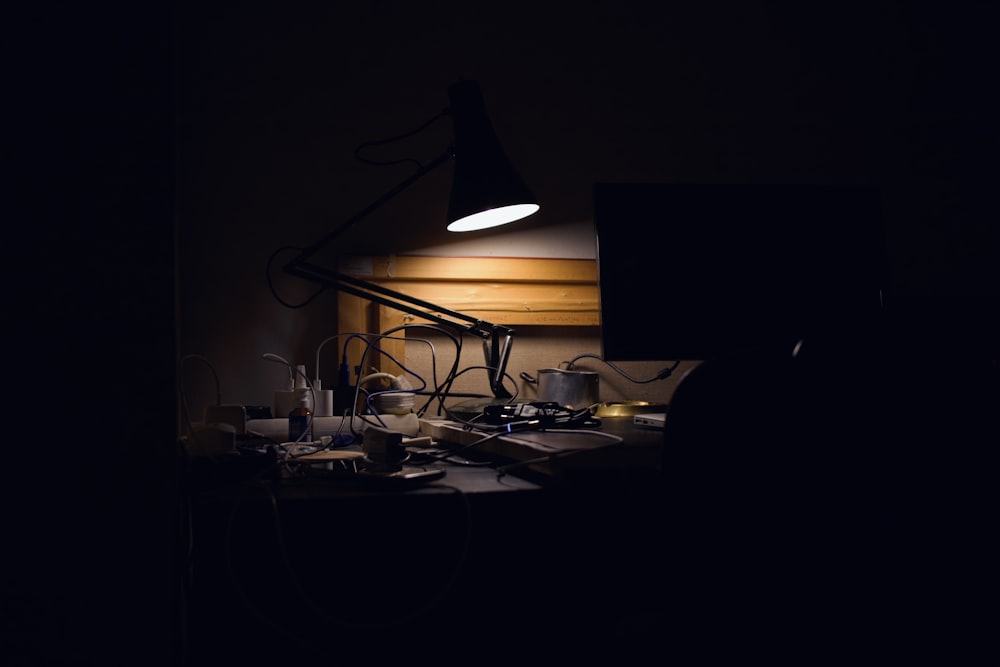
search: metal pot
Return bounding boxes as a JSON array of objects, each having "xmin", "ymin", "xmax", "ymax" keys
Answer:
[{"xmin": 520, "ymin": 368, "xmax": 600, "ymax": 409}]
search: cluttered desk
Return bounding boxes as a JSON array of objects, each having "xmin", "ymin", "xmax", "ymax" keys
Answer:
[
  {"xmin": 182, "ymin": 405, "xmax": 669, "ymax": 666},
  {"xmin": 189, "ymin": 401, "xmax": 667, "ymax": 492}
]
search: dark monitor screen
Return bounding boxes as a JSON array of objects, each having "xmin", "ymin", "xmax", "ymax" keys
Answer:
[{"xmin": 594, "ymin": 182, "xmax": 888, "ymax": 362}]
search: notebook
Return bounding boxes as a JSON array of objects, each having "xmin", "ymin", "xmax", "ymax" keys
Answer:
[{"xmin": 633, "ymin": 412, "xmax": 666, "ymax": 429}]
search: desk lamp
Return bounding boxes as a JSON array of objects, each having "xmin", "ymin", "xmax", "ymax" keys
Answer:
[{"xmin": 283, "ymin": 79, "xmax": 540, "ymax": 398}]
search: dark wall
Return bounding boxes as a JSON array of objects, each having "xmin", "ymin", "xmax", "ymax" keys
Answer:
[{"xmin": 7, "ymin": 3, "xmax": 180, "ymax": 665}]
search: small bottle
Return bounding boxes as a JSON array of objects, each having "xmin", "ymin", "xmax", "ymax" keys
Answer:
[{"xmin": 288, "ymin": 366, "xmax": 312, "ymax": 442}]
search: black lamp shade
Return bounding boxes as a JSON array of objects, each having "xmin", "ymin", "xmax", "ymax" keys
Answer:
[{"xmin": 446, "ymin": 80, "xmax": 539, "ymax": 231}]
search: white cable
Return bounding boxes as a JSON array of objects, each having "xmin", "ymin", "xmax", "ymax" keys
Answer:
[
  {"xmin": 262, "ymin": 352, "xmax": 295, "ymax": 388},
  {"xmin": 314, "ymin": 334, "xmax": 346, "ymax": 391},
  {"xmin": 180, "ymin": 353, "xmax": 223, "ymax": 405}
]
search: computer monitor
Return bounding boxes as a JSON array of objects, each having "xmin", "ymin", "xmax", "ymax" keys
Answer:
[{"xmin": 593, "ymin": 182, "xmax": 889, "ymax": 363}]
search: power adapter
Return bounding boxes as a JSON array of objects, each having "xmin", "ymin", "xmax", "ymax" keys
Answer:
[{"xmin": 203, "ymin": 404, "xmax": 247, "ymax": 435}]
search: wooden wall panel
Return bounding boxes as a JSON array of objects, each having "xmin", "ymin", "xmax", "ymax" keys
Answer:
[{"xmin": 337, "ymin": 255, "xmax": 600, "ymax": 377}]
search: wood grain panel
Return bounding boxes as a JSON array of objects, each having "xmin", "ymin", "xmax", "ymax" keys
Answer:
[{"xmin": 337, "ymin": 255, "xmax": 601, "ymax": 377}]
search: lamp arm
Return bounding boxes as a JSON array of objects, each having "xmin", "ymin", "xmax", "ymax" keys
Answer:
[
  {"xmin": 285, "ymin": 263, "xmax": 515, "ymax": 399},
  {"xmin": 280, "ymin": 81, "xmax": 533, "ymax": 401},
  {"xmin": 484, "ymin": 329, "xmax": 514, "ymax": 398},
  {"xmin": 290, "ymin": 146, "xmax": 454, "ymax": 266}
]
